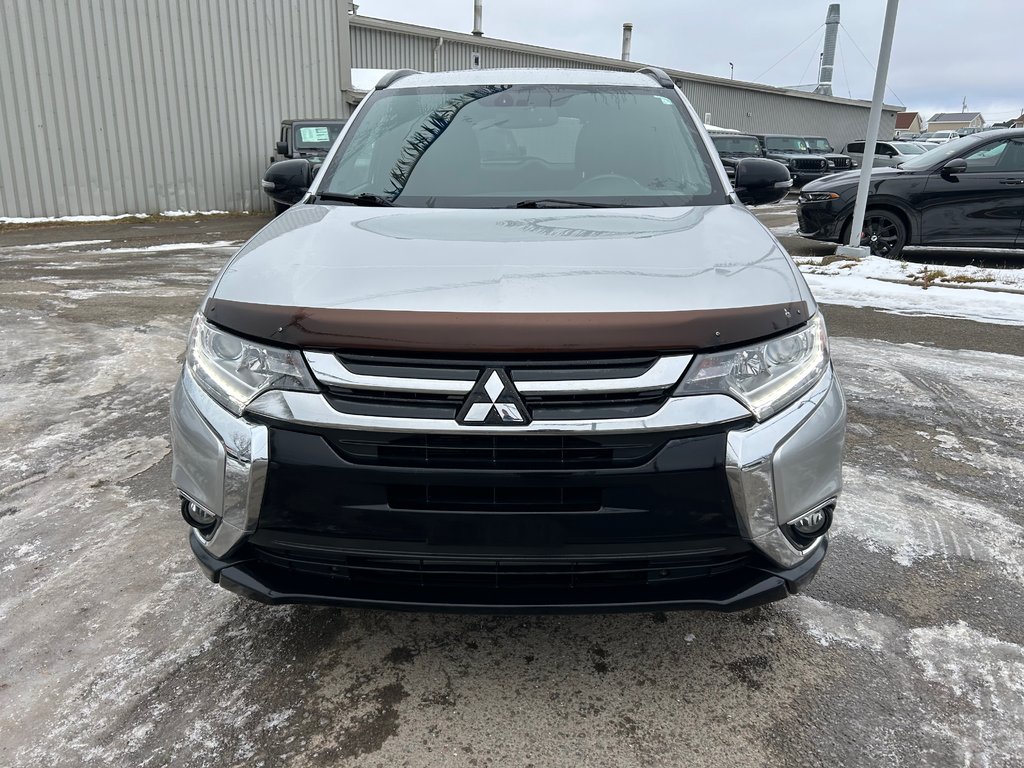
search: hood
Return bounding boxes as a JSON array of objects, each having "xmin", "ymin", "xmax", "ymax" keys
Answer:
[
  {"xmin": 803, "ymin": 166, "xmax": 903, "ymax": 191},
  {"xmin": 207, "ymin": 203, "xmax": 814, "ymax": 352}
]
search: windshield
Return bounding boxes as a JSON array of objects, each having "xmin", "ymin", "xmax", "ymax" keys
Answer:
[
  {"xmin": 765, "ymin": 137, "xmax": 809, "ymax": 153},
  {"xmin": 711, "ymin": 136, "xmax": 762, "ymax": 155},
  {"xmin": 805, "ymin": 138, "xmax": 832, "ymax": 152},
  {"xmin": 891, "ymin": 142, "xmax": 925, "ymax": 155},
  {"xmin": 898, "ymin": 135, "xmax": 979, "ymax": 170},
  {"xmin": 294, "ymin": 122, "xmax": 345, "ymax": 150},
  {"xmin": 316, "ymin": 85, "xmax": 723, "ymax": 208}
]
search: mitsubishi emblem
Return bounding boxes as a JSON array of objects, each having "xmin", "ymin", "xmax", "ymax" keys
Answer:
[{"xmin": 456, "ymin": 369, "xmax": 530, "ymax": 425}]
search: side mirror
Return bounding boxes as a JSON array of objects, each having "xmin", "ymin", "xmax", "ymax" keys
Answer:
[
  {"xmin": 733, "ymin": 158, "xmax": 792, "ymax": 206},
  {"xmin": 261, "ymin": 159, "xmax": 313, "ymax": 205},
  {"xmin": 941, "ymin": 158, "xmax": 968, "ymax": 176},
  {"xmin": 275, "ymin": 141, "xmax": 289, "ymax": 156}
]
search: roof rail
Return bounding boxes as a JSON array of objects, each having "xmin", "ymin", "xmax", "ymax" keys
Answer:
[
  {"xmin": 636, "ymin": 66, "xmax": 675, "ymax": 89},
  {"xmin": 375, "ymin": 69, "xmax": 420, "ymax": 90}
]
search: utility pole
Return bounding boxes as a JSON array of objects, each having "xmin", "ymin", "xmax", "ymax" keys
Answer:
[
  {"xmin": 836, "ymin": 0, "xmax": 901, "ymax": 260},
  {"xmin": 729, "ymin": 62, "xmax": 734, "ymax": 79}
]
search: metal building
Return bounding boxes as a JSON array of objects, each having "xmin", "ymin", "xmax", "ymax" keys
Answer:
[{"xmin": 0, "ymin": 2, "xmax": 897, "ymax": 218}]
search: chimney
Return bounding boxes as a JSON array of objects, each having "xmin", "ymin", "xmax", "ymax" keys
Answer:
[
  {"xmin": 472, "ymin": 0, "xmax": 483, "ymax": 36},
  {"xmin": 621, "ymin": 23, "xmax": 633, "ymax": 62},
  {"xmin": 815, "ymin": 4, "xmax": 840, "ymax": 96}
]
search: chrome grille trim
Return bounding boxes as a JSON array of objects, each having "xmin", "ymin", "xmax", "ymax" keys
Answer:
[
  {"xmin": 245, "ymin": 390, "xmax": 751, "ymax": 435},
  {"xmin": 305, "ymin": 352, "xmax": 475, "ymax": 394},
  {"xmin": 304, "ymin": 352, "xmax": 692, "ymax": 397},
  {"xmin": 513, "ymin": 355, "xmax": 691, "ymax": 394}
]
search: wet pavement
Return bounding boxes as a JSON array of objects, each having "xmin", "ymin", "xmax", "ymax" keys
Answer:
[{"xmin": 1, "ymin": 214, "xmax": 1022, "ymax": 767}]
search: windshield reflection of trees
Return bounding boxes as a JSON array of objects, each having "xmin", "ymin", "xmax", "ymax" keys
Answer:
[{"xmin": 384, "ymin": 85, "xmax": 511, "ymax": 201}]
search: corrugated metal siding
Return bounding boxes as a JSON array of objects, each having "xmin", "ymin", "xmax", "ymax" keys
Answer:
[
  {"xmin": 675, "ymin": 78, "xmax": 897, "ymax": 152},
  {"xmin": 0, "ymin": 0, "xmax": 347, "ymax": 217},
  {"xmin": 351, "ymin": 23, "xmax": 896, "ymax": 155}
]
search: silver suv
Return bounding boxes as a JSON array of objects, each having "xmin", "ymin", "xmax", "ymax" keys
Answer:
[{"xmin": 170, "ymin": 67, "xmax": 845, "ymax": 612}]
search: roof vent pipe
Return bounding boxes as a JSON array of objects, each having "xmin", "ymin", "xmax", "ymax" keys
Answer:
[
  {"xmin": 472, "ymin": 0, "xmax": 483, "ymax": 36},
  {"xmin": 621, "ymin": 23, "xmax": 633, "ymax": 62},
  {"xmin": 815, "ymin": 3, "xmax": 840, "ymax": 96}
]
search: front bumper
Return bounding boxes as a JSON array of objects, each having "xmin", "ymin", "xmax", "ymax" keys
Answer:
[
  {"xmin": 170, "ymin": 367, "xmax": 846, "ymax": 612},
  {"xmin": 796, "ymin": 201, "xmax": 850, "ymax": 241}
]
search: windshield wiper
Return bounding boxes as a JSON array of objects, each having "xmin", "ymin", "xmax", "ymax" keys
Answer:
[
  {"xmin": 512, "ymin": 198, "xmax": 626, "ymax": 209},
  {"xmin": 317, "ymin": 192, "xmax": 394, "ymax": 207}
]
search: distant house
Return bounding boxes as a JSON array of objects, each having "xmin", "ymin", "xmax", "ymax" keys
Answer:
[
  {"xmin": 893, "ymin": 111, "xmax": 923, "ymax": 136},
  {"xmin": 927, "ymin": 112, "xmax": 984, "ymax": 133},
  {"xmin": 1012, "ymin": 114, "xmax": 1024, "ymax": 128}
]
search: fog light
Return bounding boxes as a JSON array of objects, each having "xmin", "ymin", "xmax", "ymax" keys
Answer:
[
  {"xmin": 787, "ymin": 502, "xmax": 834, "ymax": 547},
  {"xmin": 181, "ymin": 497, "xmax": 218, "ymax": 534}
]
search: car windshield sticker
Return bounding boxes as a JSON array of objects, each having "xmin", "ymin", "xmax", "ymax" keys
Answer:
[{"xmin": 299, "ymin": 126, "xmax": 331, "ymax": 143}]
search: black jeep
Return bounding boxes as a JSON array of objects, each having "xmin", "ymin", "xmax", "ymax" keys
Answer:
[
  {"xmin": 804, "ymin": 136, "xmax": 854, "ymax": 171},
  {"xmin": 708, "ymin": 133, "xmax": 769, "ymax": 181},
  {"xmin": 263, "ymin": 119, "xmax": 346, "ymax": 214},
  {"xmin": 753, "ymin": 135, "xmax": 829, "ymax": 185}
]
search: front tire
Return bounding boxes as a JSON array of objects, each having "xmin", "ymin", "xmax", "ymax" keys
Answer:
[{"xmin": 843, "ymin": 209, "xmax": 907, "ymax": 259}]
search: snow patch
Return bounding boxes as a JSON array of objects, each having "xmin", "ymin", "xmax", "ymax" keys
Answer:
[{"xmin": 96, "ymin": 240, "xmax": 239, "ymax": 254}]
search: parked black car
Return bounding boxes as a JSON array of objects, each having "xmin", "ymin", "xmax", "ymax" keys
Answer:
[
  {"xmin": 754, "ymin": 135, "xmax": 830, "ymax": 185},
  {"xmin": 804, "ymin": 136, "xmax": 854, "ymax": 171},
  {"xmin": 797, "ymin": 129, "xmax": 1024, "ymax": 258},
  {"xmin": 263, "ymin": 119, "xmax": 346, "ymax": 214},
  {"xmin": 271, "ymin": 119, "xmax": 346, "ymax": 163}
]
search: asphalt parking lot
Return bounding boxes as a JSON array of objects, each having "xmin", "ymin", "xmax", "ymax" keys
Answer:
[{"xmin": 1, "ymin": 212, "xmax": 1022, "ymax": 768}]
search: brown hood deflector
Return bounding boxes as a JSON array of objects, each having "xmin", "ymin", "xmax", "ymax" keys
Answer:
[{"xmin": 204, "ymin": 299, "xmax": 809, "ymax": 354}]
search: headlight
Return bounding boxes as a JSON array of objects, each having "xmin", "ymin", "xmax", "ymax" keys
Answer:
[
  {"xmin": 674, "ymin": 314, "xmax": 829, "ymax": 421},
  {"xmin": 799, "ymin": 191, "xmax": 840, "ymax": 202},
  {"xmin": 185, "ymin": 314, "xmax": 316, "ymax": 415}
]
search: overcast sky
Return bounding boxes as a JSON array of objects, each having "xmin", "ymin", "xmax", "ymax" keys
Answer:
[{"xmin": 359, "ymin": 0, "xmax": 1024, "ymax": 125}]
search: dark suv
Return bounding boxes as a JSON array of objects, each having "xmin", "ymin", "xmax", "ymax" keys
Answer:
[
  {"xmin": 804, "ymin": 136, "xmax": 854, "ymax": 171},
  {"xmin": 263, "ymin": 119, "xmax": 346, "ymax": 214},
  {"xmin": 709, "ymin": 133, "xmax": 769, "ymax": 181},
  {"xmin": 755, "ymin": 135, "xmax": 830, "ymax": 185}
]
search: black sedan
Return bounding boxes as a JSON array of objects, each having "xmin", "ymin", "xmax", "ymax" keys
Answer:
[{"xmin": 797, "ymin": 129, "xmax": 1024, "ymax": 258}]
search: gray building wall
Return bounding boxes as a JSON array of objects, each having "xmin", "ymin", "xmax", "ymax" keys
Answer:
[
  {"xmin": 350, "ymin": 16, "xmax": 897, "ymax": 155},
  {"xmin": 1, "ymin": 5, "xmax": 896, "ymax": 218},
  {"xmin": 0, "ymin": 0, "xmax": 351, "ymax": 218}
]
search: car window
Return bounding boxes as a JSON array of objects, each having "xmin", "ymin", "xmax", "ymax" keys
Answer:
[
  {"xmin": 897, "ymin": 134, "xmax": 985, "ymax": 171},
  {"xmin": 294, "ymin": 122, "xmax": 345, "ymax": 150},
  {"xmin": 964, "ymin": 139, "xmax": 1024, "ymax": 173},
  {"xmin": 876, "ymin": 143, "xmax": 894, "ymax": 156},
  {"xmin": 765, "ymin": 137, "xmax": 809, "ymax": 152},
  {"xmin": 846, "ymin": 142, "xmax": 865, "ymax": 154},
  {"xmin": 318, "ymin": 84, "xmax": 723, "ymax": 208},
  {"xmin": 711, "ymin": 136, "xmax": 762, "ymax": 155},
  {"xmin": 891, "ymin": 142, "xmax": 925, "ymax": 155}
]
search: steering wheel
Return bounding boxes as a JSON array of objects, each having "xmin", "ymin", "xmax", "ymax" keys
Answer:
[{"xmin": 573, "ymin": 173, "xmax": 646, "ymax": 194}]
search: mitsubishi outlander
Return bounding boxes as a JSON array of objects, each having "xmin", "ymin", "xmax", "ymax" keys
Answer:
[{"xmin": 170, "ymin": 68, "xmax": 846, "ymax": 612}]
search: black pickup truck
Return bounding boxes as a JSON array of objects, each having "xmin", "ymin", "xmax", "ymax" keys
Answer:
[
  {"xmin": 263, "ymin": 119, "xmax": 346, "ymax": 214},
  {"xmin": 753, "ymin": 135, "xmax": 830, "ymax": 185}
]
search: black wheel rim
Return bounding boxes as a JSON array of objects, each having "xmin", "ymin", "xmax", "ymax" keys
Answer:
[{"xmin": 860, "ymin": 215, "xmax": 900, "ymax": 257}]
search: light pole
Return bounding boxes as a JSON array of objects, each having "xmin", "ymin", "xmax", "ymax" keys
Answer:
[
  {"xmin": 729, "ymin": 62, "xmax": 734, "ymax": 80},
  {"xmin": 836, "ymin": 0, "xmax": 901, "ymax": 260}
]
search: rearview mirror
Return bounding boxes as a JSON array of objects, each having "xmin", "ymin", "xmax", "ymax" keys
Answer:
[
  {"xmin": 941, "ymin": 158, "xmax": 968, "ymax": 176},
  {"xmin": 276, "ymin": 140, "xmax": 289, "ymax": 156},
  {"xmin": 262, "ymin": 159, "xmax": 314, "ymax": 205},
  {"xmin": 733, "ymin": 158, "xmax": 792, "ymax": 206}
]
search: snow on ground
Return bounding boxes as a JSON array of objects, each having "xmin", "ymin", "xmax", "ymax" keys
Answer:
[
  {"xmin": 1, "ymin": 210, "xmax": 232, "ymax": 225},
  {"xmin": 798, "ymin": 254, "xmax": 1024, "ymax": 326}
]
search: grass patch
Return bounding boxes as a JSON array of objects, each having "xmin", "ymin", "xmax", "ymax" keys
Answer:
[{"xmin": 939, "ymin": 274, "xmax": 995, "ymax": 284}]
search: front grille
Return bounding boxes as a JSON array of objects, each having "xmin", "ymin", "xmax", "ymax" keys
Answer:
[
  {"xmin": 251, "ymin": 544, "xmax": 752, "ymax": 591},
  {"xmin": 831, "ymin": 157, "xmax": 851, "ymax": 169},
  {"xmin": 387, "ymin": 484, "xmax": 602, "ymax": 512},
  {"xmin": 312, "ymin": 352, "xmax": 689, "ymax": 422},
  {"xmin": 793, "ymin": 157, "xmax": 827, "ymax": 171},
  {"xmin": 330, "ymin": 431, "xmax": 666, "ymax": 469}
]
